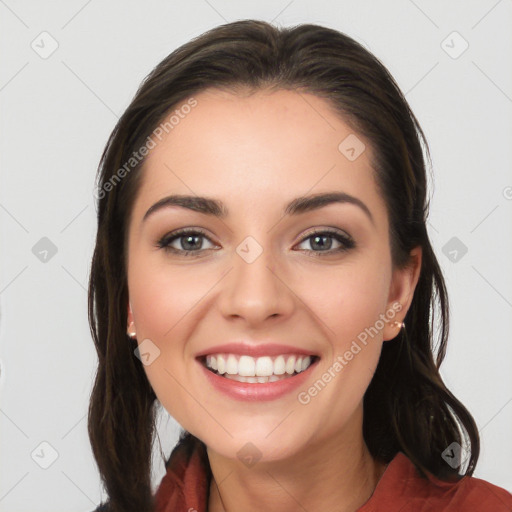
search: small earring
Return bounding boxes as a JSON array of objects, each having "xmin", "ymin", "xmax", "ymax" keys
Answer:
[
  {"xmin": 391, "ymin": 320, "xmax": 405, "ymax": 330},
  {"xmin": 127, "ymin": 322, "xmax": 137, "ymax": 339}
]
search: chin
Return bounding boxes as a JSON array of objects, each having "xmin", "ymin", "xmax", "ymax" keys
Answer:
[
  {"xmin": 206, "ymin": 435, "xmax": 301, "ymax": 465},
  {"xmin": 197, "ymin": 418, "xmax": 312, "ymax": 465}
]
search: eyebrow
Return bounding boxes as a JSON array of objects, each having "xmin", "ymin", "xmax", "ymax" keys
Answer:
[{"xmin": 142, "ymin": 192, "xmax": 374, "ymax": 225}]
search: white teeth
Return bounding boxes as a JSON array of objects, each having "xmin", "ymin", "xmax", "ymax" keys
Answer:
[
  {"xmin": 238, "ymin": 355, "xmax": 256, "ymax": 376},
  {"xmin": 204, "ymin": 353, "xmax": 315, "ymax": 378},
  {"xmin": 226, "ymin": 354, "xmax": 238, "ymax": 374},
  {"xmin": 285, "ymin": 356, "xmax": 296, "ymax": 374},
  {"xmin": 217, "ymin": 354, "xmax": 226, "ymax": 374},
  {"xmin": 273, "ymin": 355, "xmax": 285, "ymax": 375},
  {"xmin": 255, "ymin": 356, "xmax": 273, "ymax": 376},
  {"xmin": 224, "ymin": 374, "xmax": 286, "ymax": 383}
]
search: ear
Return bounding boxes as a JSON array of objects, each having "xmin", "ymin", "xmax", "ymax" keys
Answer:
[{"xmin": 383, "ymin": 246, "xmax": 422, "ymax": 341}]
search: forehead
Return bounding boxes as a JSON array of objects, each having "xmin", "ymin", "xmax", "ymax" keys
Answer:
[{"xmin": 132, "ymin": 88, "xmax": 386, "ymax": 225}]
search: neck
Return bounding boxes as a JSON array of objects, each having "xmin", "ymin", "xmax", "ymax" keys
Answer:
[{"xmin": 207, "ymin": 407, "xmax": 388, "ymax": 512}]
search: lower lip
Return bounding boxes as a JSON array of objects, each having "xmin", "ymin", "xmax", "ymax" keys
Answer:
[{"xmin": 197, "ymin": 358, "xmax": 319, "ymax": 401}]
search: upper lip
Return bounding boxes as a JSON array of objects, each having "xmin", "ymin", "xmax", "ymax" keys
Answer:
[{"xmin": 195, "ymin": 342, "xmax": 318, "ymax": 359}]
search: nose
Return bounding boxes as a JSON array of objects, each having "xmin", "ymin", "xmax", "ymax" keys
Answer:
[{"xmin": 217, "ymin": 240, "xmax": 295, "ymax": 327}]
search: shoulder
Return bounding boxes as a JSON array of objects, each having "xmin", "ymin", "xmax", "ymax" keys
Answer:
[
  {"xmin": 365, "ymin": 452, "xmax": 512, "ymax": 511},
  {"xmin": 448, "ymin": 475, "xmax": 512, "ymax": 511},
  {"xmin": 399, "ymin": 453, "xmax": 512, "ymax": 511}
]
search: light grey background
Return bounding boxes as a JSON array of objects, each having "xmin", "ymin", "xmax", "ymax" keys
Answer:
[{"xmin": 1, "ymin": 1, "xmax": 511, "ymax": 510}]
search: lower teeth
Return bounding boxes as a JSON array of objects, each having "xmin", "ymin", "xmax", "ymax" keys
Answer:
[{"xmin": 219, "ymin": 372, "xmax": 297, "ymax": 383}]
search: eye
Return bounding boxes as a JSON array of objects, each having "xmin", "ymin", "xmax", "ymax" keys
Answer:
[
  {"xmin": 295, "ymin": 229, "xmax": 355, "ymax": 256},
  {"xmin": 156, "ymin": 228, "xmax": 355, "ymax": 257},
  {"xmin": 156, "ymin": 228, "xmax": 217, "ymax": 256}
]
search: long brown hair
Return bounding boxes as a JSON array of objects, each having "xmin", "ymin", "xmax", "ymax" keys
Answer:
[{"xmin": 88, "ymin": 19, "xmax": 479, "ymax": 512}]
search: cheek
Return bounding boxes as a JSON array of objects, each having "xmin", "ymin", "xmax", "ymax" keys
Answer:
[
  {"xmin": 128, "ymin": 254, "xmax": 215, "ymax": 342},
  {"xmin": 127, "ymin": 255, "xmax": 220, "ymax": 421},
  {"xmin": 302, "ymin": 257, "xmax": 391, "ymax": 353},
  {"xmin": 301, "ymin": 255, "xmax": 391, "ymax": 398},
  {"xmin": 288, "ymin": 256, "xmax": 392, "ymax": 440}
]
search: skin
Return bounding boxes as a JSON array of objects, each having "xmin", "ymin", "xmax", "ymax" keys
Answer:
[{"xmin": 126, "ymin": 88, "xmax": 422, "ymax": 512}]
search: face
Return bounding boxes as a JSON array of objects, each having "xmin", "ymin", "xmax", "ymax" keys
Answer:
[{"xmin": 126, "ymin": 88, "xmax": 420, "ymax": 463}]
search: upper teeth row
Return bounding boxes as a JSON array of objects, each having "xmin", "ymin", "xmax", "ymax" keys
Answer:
[{"xmin": 205, "ymin": 354, "xmax": 313, "ymax": 377}]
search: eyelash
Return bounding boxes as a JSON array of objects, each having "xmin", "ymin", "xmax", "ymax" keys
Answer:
[{"xmin": 155, "ymin": 228, "xmax": 356, "ymax": 257}]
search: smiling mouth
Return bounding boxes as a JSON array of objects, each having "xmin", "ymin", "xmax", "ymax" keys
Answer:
[{"xmin": 198, "ymin": 353, "xmax": 319, "ymax": 383}]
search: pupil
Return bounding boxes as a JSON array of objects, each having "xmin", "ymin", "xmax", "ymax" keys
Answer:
[
  {"xmin": 312, "ymin": 235, "xmax": 331, "ymax": 251},
  {"xmin": 183, "ymin": 235, "xmax": 201, "ymax": 250}
]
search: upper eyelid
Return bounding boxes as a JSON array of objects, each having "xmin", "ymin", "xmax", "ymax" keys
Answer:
[{"xmin": 299, "ymin": 226, "xmax": 352, "ymax": 240}]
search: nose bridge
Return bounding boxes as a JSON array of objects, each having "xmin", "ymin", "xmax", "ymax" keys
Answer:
[{"xmin": 218, "ymin": 234, "xmax": 294, "ymax": 323}]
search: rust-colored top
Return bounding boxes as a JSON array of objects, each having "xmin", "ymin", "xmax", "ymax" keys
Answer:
[{"xmin": 154, "ymin": 433, "xmax": 512, "ymax": 512}]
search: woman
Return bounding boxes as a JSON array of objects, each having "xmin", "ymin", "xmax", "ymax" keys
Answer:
[{"xmin": 88, "ymin": 20, "xmax": 512, "ymax": 512}]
